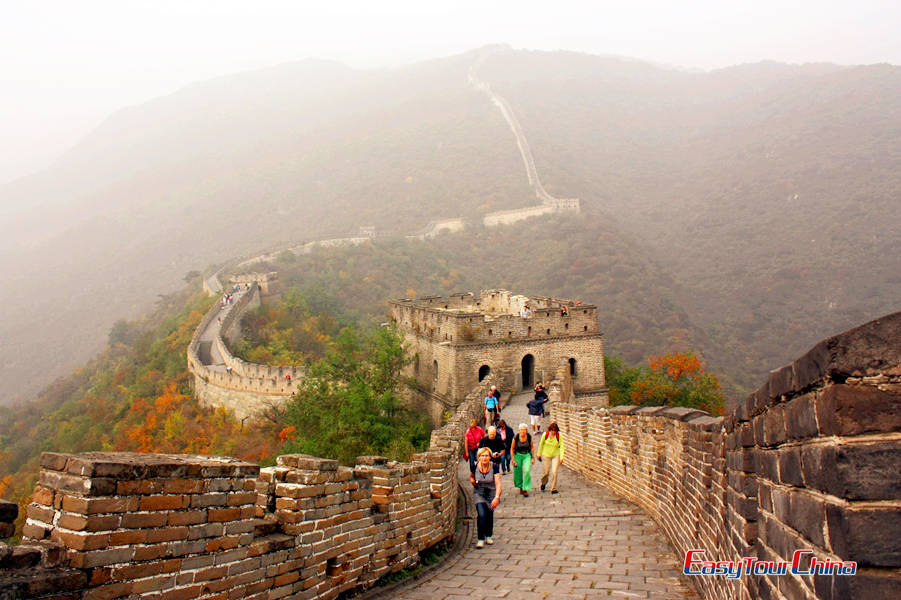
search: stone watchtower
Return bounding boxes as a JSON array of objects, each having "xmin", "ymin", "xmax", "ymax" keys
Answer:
[{"xmin": 389, "ymin": 290, "xmax": 608, "ymax": 418}]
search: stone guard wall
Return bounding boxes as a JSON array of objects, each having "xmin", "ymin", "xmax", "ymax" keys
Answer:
[
  {"xmin": 188, "ymin": 285, "xmax": 302, "ymax": 418},
  {"xmin": 5, "ymin": 380, "xmax": 492, "ymax": 600},
  {"xmin": 551, "ymin": 311, "xmax": 901, "ymax": 600}
]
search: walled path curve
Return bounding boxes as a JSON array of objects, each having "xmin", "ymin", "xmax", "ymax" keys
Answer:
[
  {"xmin": 392, "ymin": 393, "xmax": 697, "ymax": 600},
  {"xmin": 197, "ymin": 288, "xmax": 247, "ymax": 371}
]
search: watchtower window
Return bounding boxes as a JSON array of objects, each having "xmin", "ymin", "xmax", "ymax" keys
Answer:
[
  {"xmin": 433, "ymin": 360, "xmax": 439, "ymax": 381},
  {"xmin": 488, "ymin": 329, "xmax": 492, "ymax": 336},
  {"xmin": 527, "ymin": 326, "xmax": 531, "ymax": 335},
  {"xmin": 478, "ymin": 365, "xmax": 491, "ymax": 382},
  {"xmin": 564, "ymin": 322, "xmax": 569, "ymax": 330},
  {"xmin": 583, "ymin": 325, "xmax": 588, "ymax": 332},
  {"xmin": 569, "ymin": 358, "xmax": 577, "ymax": 377},
  {"xmin": 546, "ymin": 328, "xmax": 551, "ymax": 335}
]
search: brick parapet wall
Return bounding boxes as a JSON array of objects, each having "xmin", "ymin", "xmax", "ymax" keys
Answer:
[
  {"xmin": 188, "ymin": 285, "xmax": 302, "ymax": 413},
  {"xmin": 551, "ymin": 310, "xmax": 901, "ymax": 600},
  {"xmin": 390, "ymin": 292, "xmax": 599, "ymax": 346},
  {"xmin": 4, "ymin": 379, "xmax": 490, "ymax": 600}
]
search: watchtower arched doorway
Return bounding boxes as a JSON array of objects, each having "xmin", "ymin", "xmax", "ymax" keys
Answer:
[
  {"xmin": 521, "ymin": 354, "xmax": 534, "ymax": 389},
  {"xmin": 478, "ymin": 365, "xmax": 491, "ymax": 382}
]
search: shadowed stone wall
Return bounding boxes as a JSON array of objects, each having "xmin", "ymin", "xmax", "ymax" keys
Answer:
[{"xmin": 552, "ymin": 310, "xmax": 901, "ymax": 600}]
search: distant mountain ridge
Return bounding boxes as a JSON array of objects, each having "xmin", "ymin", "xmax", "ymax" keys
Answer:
[{"xmin": 2, "ymin": 47, "xmax": 899, "ymax": 404}]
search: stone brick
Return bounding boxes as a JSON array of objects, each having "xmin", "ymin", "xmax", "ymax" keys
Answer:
[
  {"xmin": 121, "ymin": 512, "xmax": 168, "ymax": 529},
  {"xmin": 802, "ymin": 441, "xmax": 901, "ymax": 500},
  {"xmin": 139, "ymin": 495, "xmax": 188, "ymax": 511},
  {"xmin": 816, "ymin": 384, "xmax": 901, "ymax": 436},
  {"xmin": 61, "ymin": 495, "xmax": 138, "ymax": 515},
  {"xmin": 783, "ymin": 393, "xmax": 818, "ymax": 440},
  {"xmin": 68, "ymin": 547, "xmax": 135, "ymax": 569},
  {"xmin": 768, "ymin": 364, "xmax": 794, "ymax": 399},
  {"xmin": 777, "ymin": 447, "xmax": 803, "ymax": 487},
  {"xmin": 762, "ymin": 404, "xmax": 787, "ymax": 446},
  {"xmin": 209, "ymin": 508, "xmax": 243, "ymax": 522},
  {"xmin": 826, "ymin": 504, "xmax": 901, "ymax": 566}
]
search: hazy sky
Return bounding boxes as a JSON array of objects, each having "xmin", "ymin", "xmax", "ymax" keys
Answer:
[{"xmin": 2, "ymin": 0, "xmax": 900, "ymax": 184}]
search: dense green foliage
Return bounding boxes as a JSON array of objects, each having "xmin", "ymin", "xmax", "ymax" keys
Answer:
[
  {"xmin": 279, "ymin": 325, "xmax": 430, "ymax": 465},
  {"xmin": 231, "ymin": 286, "xmax": 349, "ymax": 365}
]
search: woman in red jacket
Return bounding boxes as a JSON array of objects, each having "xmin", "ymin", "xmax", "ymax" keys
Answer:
[{"xmin": 463, "ymin": 419, "xmax": 485, "ymax": 474}]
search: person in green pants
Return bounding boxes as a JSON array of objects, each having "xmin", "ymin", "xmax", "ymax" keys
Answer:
[{"xmin": 511, "ymin": 423, "xmax": 535, "ymax": 496}]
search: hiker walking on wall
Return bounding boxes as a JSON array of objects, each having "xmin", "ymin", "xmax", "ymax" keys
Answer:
[
  {"xmin": 538, "ymin": 422, "xmax": 564, "ymax": 494},
  {"xmin": 484, "ymin": 385, "xmax": 501, "ymax": 427},
  {"xmin": 470, "ymin": 447, "xmax": 501, "ymax": 548},
  {"xmin": 512, "ymin": 423, "xmax": 534, "ymax": 496},
  {"xmin": 463, "ymin": 419, "xmax": 485, "ymax": 474},
  {"xmin": 497, "ymin": 419, "xmax": 514, "ymax": 474},
  {"xmin": 478, "ymin": 426, "xmax": 505, "ymax": 474},
  {"xmin": 527, "ymin": 382, "xmax": 548, "ymax": 433}
]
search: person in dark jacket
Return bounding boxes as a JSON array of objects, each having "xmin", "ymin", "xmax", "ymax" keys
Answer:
[
  {"xmin": 528, "ymin": 382, "xmax": 549, "ymax": 433},
  {"xmin": 497, "ymin": 419, "xmax": 515, "ymax": 474},
  {"xmin": 478, "ymin": 426, "xmax": 506, "ymax": 474}
]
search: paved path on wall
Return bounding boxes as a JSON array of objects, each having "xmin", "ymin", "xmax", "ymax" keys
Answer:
[
  {"xmin": 197, "ymin": 287, "xmax": 247, "ymax": 371},
  {"xmin": 393, "ymin": 393, "xmax": 697, "ymax": 600}
]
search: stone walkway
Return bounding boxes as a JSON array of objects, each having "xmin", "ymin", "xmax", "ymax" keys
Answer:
[{"xmin": 393, "ymin": 394, "xmax": 697, "ymax": 600}]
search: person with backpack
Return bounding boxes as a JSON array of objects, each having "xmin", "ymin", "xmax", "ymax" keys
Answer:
[
  {"xmin": 463, "ymin": 419, "xmax": 485, "ymax": 474},
  {"xmin": 484, "ymin": 386, "xmax": 501, "ymax": 427},
  {"xmin": 511, "ymin": 423, "xmax": 534, "ymax": 496},
  {"xmin": 537, "ymin": 422, "xmax": 564, "ymax": 494}
]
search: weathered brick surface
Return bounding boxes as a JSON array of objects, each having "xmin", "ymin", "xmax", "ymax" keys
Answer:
[
  {"xmin": 5, "ymin": 379, "xmax": 490, "ymax": 600},
  {"xmin": 554, "ymin": 310, "xmax": 901, "ymax": 600}
]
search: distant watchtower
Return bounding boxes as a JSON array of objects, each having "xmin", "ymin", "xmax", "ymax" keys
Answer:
[{"xmin": 389, "ymin": 290, "xmax": 608, "ymax": 415}]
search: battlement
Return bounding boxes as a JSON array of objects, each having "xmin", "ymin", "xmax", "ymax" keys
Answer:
[
  {"xmin": 188, "ymin": 284, "xmax": 301, "ymax": 420},
  {"xmin": 390, "ymin": 289, "xmax": 606, "ymax": 410},
  {"xmin": 4, "ymin": 380, "xmax": 492, "ymax": 600},
  {"xmin": 389, "ymin": 289, "xmax": 599, "ymax": 346}
]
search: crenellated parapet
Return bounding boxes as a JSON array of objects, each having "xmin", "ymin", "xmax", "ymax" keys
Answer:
[
  {"xmin": 390, "ymin": 289, "xmax": 607, "ymax": 408},
  {"xmin": 3, "ymin": 379, "xmax": 493, "ymax": 600},
  {"xmin": 188, "ymin": 284, "xmax": 302, "ymax": 420},
  {"xmin": 549, "ymin": 310, "xmax": 901, "ymax": 600}
]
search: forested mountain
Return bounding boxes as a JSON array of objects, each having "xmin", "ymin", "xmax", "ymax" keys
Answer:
[{"xmin": 2, "ymin": 46, "xmax": 899, "ymax": 404}]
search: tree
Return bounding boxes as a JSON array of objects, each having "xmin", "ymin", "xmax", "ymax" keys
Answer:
[
  {"xmin": 607, "ymin": 352, "xmax": 725, "ymax": 416},
  {"xmin": 280, "ymin": 324, "xmax": 430, "ymax": 465}
]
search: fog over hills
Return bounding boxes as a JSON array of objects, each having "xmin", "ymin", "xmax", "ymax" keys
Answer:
[{"xmin": 2, "ymin": 46, "xmax": 900, "ymax": 405}]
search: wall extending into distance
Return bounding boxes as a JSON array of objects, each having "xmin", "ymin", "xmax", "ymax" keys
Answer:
[
  {"xmin": 551, "ymin": 310, "xmax": 901, "ymax": 600},
  {"xmin": 188, "ymin": 284, "xmax": 302, "ymax": 420}
]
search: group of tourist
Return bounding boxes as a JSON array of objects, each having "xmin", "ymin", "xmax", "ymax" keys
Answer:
[{"xmin": 464, "ymin": 383, "xmax": 564, "ymax": 548}]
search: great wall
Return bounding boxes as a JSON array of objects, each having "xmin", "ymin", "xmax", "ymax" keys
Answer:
[
  {"xmin": 2, "ymin": 55, "xmax": 900, "ymax": 599},
  {"xmin": 185, "ymin": 49, "xmax": 586, "ymax": 418},
  {"xmin": 3, "ymin": 310, "xmax": 900, "ymax": 599},
  {"xmin": 188, "ymin": 273, "xmax": 301, "ymax": 421}
]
